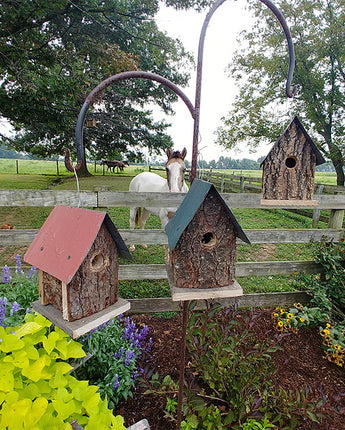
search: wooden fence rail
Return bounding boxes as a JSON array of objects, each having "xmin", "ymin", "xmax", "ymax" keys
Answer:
[{"xmin": 0, "ymin": 189, "xmax": 344, "ymax": 312}]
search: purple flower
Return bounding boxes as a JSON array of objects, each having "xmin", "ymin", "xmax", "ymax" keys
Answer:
[
  {"xmin": 124, "ymin": 348, "xmax": 136, "ymax": 367},
  {"xmin": 15, "ymin": 254, "xmax": 23, "ymax": 274},
  {"xmin": 2, "ymin": 266, "xmax": 11, "ymax": 284},
  {"xmin": 28, "ymin": 266, "xmax": 37, "ymax": 279},
  {"xmin": 113, "ymin": 374, "xmax": 120, "ymax": 390},
  {"xmin": 10, "ymin": 302, "xmax": 21, "ymax": 316},
  {"xmin": 0, "ymin": 297, "xmax": 8, "ymax": 327},
  {"xmin": 113, "ymin": 347, "xmax": 124, "ymax": 360}
]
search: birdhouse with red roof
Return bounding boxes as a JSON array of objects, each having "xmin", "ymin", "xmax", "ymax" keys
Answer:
[
  {"xmin": 261, "ymin": 116, "xmax": 325, "ymax": 205},
  {"xmin": 165, "ymin": 179, "xmax": 250, "ymax": 301},
  {"xmin": 24, "ymin": 206, "xmax": 132, "ymax": 326}
]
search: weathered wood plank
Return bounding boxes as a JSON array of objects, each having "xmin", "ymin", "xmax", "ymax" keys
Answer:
[
  {"xmin": 118, "ymin": 260, "xmax": 323, "ymax": 280},
  {"xmin": 1, "ymin": 228, "xmax": 343, "ymax": 246},
  {"xmin": 0, "ymin": 189, "xmax": 344, "ymax": 209},
  {"xmin": 0, "ymin": 190, "xmax": 96, "ymax": 207},
  {"xmin": 127, "ymin": 291, "xmax": 311, "ymax": 314}
]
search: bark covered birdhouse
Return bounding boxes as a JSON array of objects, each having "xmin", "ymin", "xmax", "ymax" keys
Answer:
[
  {"xmin": 261, "ymin": 116, "xmax": 325, "ymax": 205},
  {"xmin": 24, "ymin": 206, "xmax": 132, "ymax": 334},
  {"xmin": 165, "ymin": 179, "xmax": 250, "ymax": 301}
]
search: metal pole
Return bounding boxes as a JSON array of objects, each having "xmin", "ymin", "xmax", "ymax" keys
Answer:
[{"xmin": 176, "ymin": 300, "xmax": 189, "ymax": 429}]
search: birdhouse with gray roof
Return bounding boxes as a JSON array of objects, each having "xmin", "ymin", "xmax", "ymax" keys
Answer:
[
  {"xmin": 165, "ymin": 179, "xmax": 250, "ymax": 301},
  {"xmin": 261, "ymin": 116, "xmax": 325, "ymax": 205},
  {"xmin": 24, "ymin": 206, "xmax": 132, "ymax": 332}
]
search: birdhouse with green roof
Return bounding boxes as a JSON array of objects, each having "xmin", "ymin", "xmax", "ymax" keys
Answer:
[{"xmin": 165, "ymin": 179, "xmax": 250, "ymax": 301}]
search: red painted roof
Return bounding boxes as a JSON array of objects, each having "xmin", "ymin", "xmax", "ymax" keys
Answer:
[{"xmin": 24, "ymin": 205, "xmax": 125, "ymax": 284}]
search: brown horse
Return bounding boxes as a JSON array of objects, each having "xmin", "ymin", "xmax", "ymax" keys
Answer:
[{"xmin": 100, "ymin": 160, "xmax": 127, "ymax": 173}]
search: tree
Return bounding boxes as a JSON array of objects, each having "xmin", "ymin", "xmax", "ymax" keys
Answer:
[
  {"xmin": 216, "ymin": 0, "xmax": 345, "ymax": 185},
  {"xmin": 0, "ymin": 0, "xmax": 212, "ymax": 175}
]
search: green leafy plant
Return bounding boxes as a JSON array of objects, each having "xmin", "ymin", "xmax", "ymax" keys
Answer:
[
  {"xmin": 76, "ymin": 315, "xmax": 151, "ymax": 408},
  {"xmin": 0, "ymin": 312, "xmax": 125, "ymax": 429},
  {"xmin": 242, "ymin": 417, "xmax": 276, "ymax": 429},
  {"xmin": 274, "ymin": 240, "xmax": 345, "ymax": 367},
  {"xmin": 1, "ymin": 255, "xmax": 38, "ymax": 327}
]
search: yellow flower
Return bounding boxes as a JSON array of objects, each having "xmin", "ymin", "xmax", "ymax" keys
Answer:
[
  {"xmin": 334, "ymin": 344, "xmax": 342, "ymax": 350},
  {"xmin": 299, "ymin": 317, "xmax": 305, "ymax": 323},
  {"xmin": 320, "ymin": 329, "xmax": 330, "ymax": 336},
  {"xmin": 280, "ymin": 308, "xmax": 285, "ymax": 314},
  {"xmin": 277, "ymin": 321, "xmax": 283, "ymax": 327},
  {"xmin": 326, "ymin": 323, "xmax": 332, "ymax": 329},
  {"xmin": 287, "ymin": 313, "xmax": 293, "ymax": 319},
  {"xmin": 272, "ymin": 313, "xmax": 279, "ymax": 319}
]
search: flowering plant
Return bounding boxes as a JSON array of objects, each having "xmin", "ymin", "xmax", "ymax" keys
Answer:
[
  {"xmin": 272, "ymin": 304, "xmax": 326, "ymax": 334},
  {"xmin": 75, "ymin": 315, "xmax": 152, "ymax": 408},
  {"xmin": 319, "ymin": 323, "xmax": 345, "ymax": 367},
  {"xmin": 1, "ymin": 255, "xmax": 38, "ymax": 327}
]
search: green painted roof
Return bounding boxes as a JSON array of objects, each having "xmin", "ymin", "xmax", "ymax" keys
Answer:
[{"xmin": 165, "ymin": 179, "xmax": 250, "ymax": 250}]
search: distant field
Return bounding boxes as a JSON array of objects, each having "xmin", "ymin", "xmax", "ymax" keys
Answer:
[{"xmin": 0, "ymin": 158, "xmax": 338, "ymax": 186}]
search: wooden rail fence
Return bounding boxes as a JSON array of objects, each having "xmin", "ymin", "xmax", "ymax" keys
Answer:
[{"xmin": 0, "ymin": 189, "xmax": 344, "ymax": 313}]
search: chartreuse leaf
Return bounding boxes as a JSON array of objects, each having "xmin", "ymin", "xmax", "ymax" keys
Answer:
[
  {"xmin": 22, "ymin": 354, "xmax": 53, "ymax": 382},
  {"xmin": 15, "ymin": 322, "xmax": 43, "ymax": 339},
  {"xmin": 43, "ymin": 331, "xmax": 60, "ymax": 354},
  {"xmin": 0, "ymin": 398, "xmax": 31, "ymax": 427},
  {"xmin": 0, "ymin": 362, "xmax": 15, "ymax": 392},
  {"xmin": 83, "ymin": 392, "xmax": 101, "ymax": 415},
  {"xmin": 0, "ymin": 332, "xmax": 25, "ymax": 352},
  {"xmin": 24, "ymin": 397, "xmax": 48, "ymax": 428},
  {"xmin": 52, "ymin": 398, "xmax": 78, "ymax": 421}
]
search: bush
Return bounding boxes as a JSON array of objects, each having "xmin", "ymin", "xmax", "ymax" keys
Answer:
[
  {"xmin": 75, "ymin": 315, "xmax": 152, "ymax": 408},
  {"xmin": 0, "ymin": 312, "xmax": 125, "ymax": 429},
  {"xmin": 1, "ymin": 255, "xmax": 38, "ymax": 327}
]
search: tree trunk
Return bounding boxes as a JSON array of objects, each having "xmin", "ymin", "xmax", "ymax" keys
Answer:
[
  {"xmin": 77, "ymin": 159, "xmax": 92, "ymax": 177},
  {"xmin": 331, "ymin": 147, "xmax": 344, "ymax": 186}
]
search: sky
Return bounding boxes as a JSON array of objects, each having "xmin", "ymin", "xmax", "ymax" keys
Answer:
[{"xmin": 153, "ymin": 0, "xmax": 270, "ymax": 163}]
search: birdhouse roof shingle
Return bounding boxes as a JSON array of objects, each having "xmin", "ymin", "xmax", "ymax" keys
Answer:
[
  {"xmin": 260, "ymin": 116, "xmax": 326, "ymax": 167},
  {"xmin": 165, "ymin": 179, "xmax": 250, "ymax": 250},
  {"xmin": 24, "ymin": 205, "xmax": 131, "ymax": 284}
]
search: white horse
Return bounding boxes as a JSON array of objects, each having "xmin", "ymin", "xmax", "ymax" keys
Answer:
[{"xmin": 129, "ymin": 148, "xmax": 188, "ymax": 251}]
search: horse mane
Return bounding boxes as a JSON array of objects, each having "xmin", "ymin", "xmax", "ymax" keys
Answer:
[{"xmin": 170, "ymin": 151, "xmax": 183, "ymax": 159}]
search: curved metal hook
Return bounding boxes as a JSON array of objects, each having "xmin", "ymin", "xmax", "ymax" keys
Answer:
[
  {"xmin": 190, "ymin": 0, "xmax": 298, "ymax": 181},
  {"xmin": 64, "ymin": 71, "xmax": 195, "ymax": 172}
]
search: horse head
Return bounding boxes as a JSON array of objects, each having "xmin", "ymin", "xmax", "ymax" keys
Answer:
[{"xmin": 165, "ymin": 148, "xmax": 187, "ymax": 193}]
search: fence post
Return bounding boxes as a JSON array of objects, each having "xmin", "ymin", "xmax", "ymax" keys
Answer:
[
  {"xmin": 16, "ymin": 159, "xmax": 19, "ymax": 174},
  {"xmin": 94, "ymin": 161, "xmax": 97, "ymax": 173},
  {"xmin": 312, "ymin": 184, "xmax": 324, "ymax": 228},
  {"xmin": 240, "ymin": 176, "xmax": 245, "ymax": 193},
  {"xmin": 220, "ymin": 174, "xmax": 225, "ymax": 193},
  {"xmin": 56, "ymin": 160, "xmax": 59, "ymax": 176},
  {"xmin": 328, "ymin": 209, "xmax": 345, "ymax": 229}
]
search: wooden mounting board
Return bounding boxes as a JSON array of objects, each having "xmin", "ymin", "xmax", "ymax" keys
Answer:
[
  {"xmin": 32, "ymin": 297, "xmax": 130, "ymax": 339},
  {"xmin": 166, "ymin": 264, "xmax": 243, "ymax": 302},
  {"xmin": 261, "ymin": 199, "xmax": 319, "ymax": 207}
]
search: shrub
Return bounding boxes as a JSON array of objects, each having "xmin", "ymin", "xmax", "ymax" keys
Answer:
[
  {"xmin": 75, "ymin": 315, "xmax": 152, "ymax": 408},
  {"xmin": 274, "ymin": 240, "xmax": 345, "ymax": 367},
  {"xmin": 1, "ymin": 255, "xmax": 38, "ymax": 327},
  {"xmin": 0, "ymin": 312, "xmax": 125, "ymax": 429}
]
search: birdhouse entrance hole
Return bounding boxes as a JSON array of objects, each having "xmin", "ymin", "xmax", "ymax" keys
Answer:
[
  {"xmin": 90, "ymin": 252, "xmax": 106, "ymax": 271},
  {"xmin": 201, "ymin": 232, "xmax": 217, "ymax": 248},
  {"xmin": 285, "ymin": 156, "xmax": 297, "ymax": 169}
]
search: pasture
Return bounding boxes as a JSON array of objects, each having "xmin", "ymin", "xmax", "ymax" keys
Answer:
[{"xmin": 0, "ymin": 162, "xmax": 335, "ymax": 299}]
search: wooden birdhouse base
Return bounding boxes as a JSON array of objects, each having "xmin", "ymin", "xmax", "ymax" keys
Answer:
[
  {"xmin": 260, "ymin": 198, "xmax": 319, "ymax": 207},
  {"xmin": 166, "ymin": 264, "xmax": 243, "ymax": 302},
  {"xmin": 32, "ymin": 297, "xmax": 130, "ymax": 339}
]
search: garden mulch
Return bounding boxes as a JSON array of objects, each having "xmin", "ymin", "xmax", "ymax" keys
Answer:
[{"xmin": 115, "ymin": 308, "xmax": 345, "ymax": 430}]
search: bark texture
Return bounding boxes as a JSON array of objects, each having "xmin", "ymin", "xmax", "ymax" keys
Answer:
[
  {"xmin": 262, "ymin": 119, "xmax": 317, "ymax": 200},
  {"xmin": 171, "ymin": 187, "xmax": 237, "ymax": 289}
]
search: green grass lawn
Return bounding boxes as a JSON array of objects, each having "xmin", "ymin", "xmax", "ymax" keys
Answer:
[{"xmin": 0, "ymin": 170, "xmax": 332, "ymax": 297}]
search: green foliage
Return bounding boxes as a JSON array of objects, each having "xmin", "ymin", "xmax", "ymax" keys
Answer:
[
  {"xmin": 1, "ymin": 255, "xmax": 39, "ymax": 327},
  {"xmin": 217, "ymin": 0, "xmax": 345, "ymax": 184},
  {"xmin": 143, "ymin": 304, "xmax": 328, "ymax": 429},
  {"xmin": 0, "ymin": 0, "xmax": 203, "ymax": 164},
  {"xmin": 185, "ymin": 303, "xmax": 280, "ymax": 427},
  {"xmin": 274, "ymin": 240, "xmax": 345, "ymax": 367},
  {"xmin": 75, "ymin": 315, "xmax": 151, "ymax": 408},
  {"xmin": 0, "ymin": 312, "xmax": 125, "ymax": 429}
]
